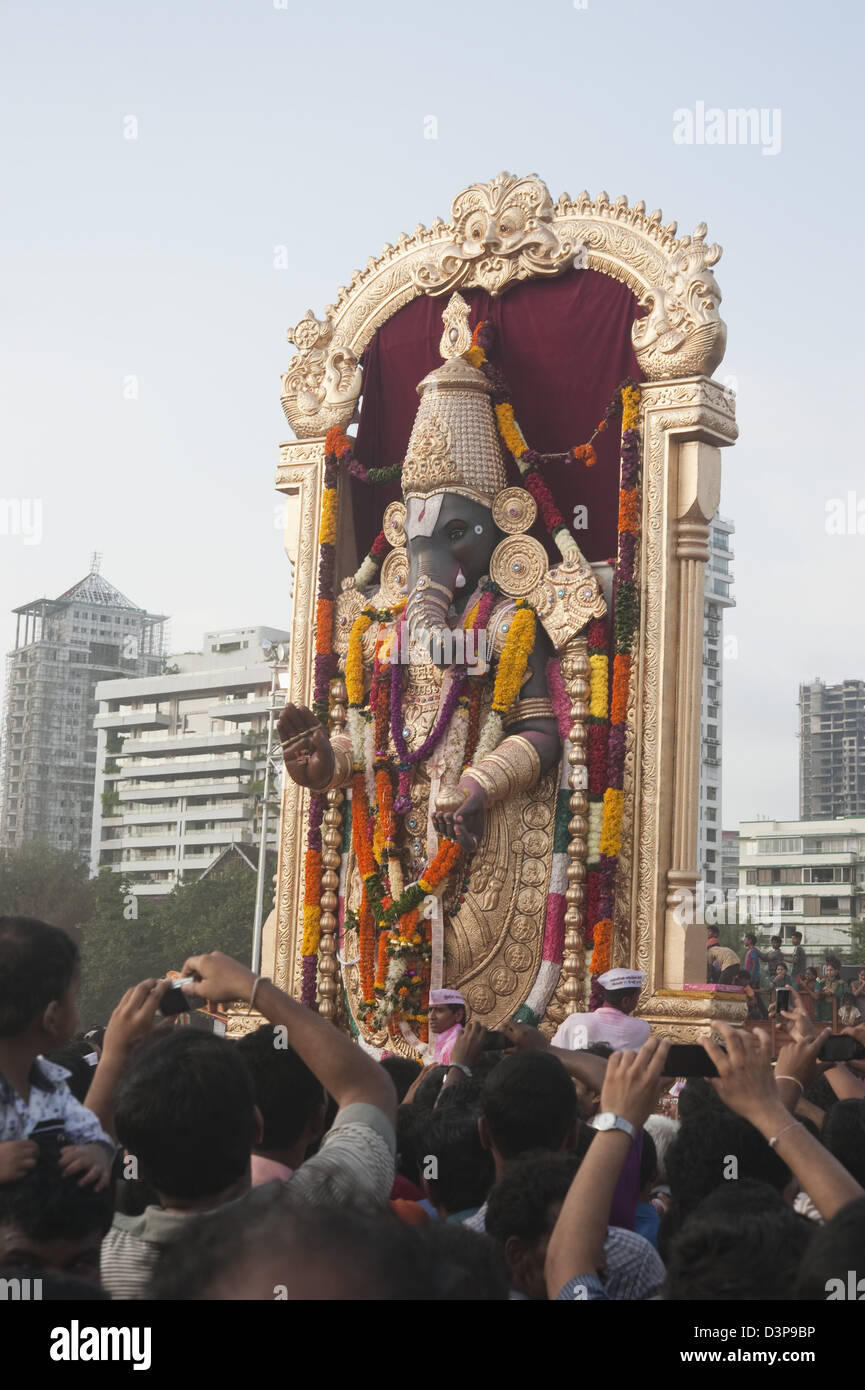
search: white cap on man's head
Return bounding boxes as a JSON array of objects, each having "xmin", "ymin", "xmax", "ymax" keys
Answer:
[
  {"xmin": 429, "ymin": 988, "xmax": 466, "ymax": 1007},
  {"xmin": 597, "ymin": 969, "xmax": 645, "ymax": 992}
]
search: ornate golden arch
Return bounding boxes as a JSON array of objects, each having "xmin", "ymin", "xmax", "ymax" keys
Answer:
[{"xmin": 268, "ymin": 172, "xmax": 741, "ymax": 1041}]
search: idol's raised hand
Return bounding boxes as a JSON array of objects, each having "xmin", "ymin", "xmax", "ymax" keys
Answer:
[{"xmin": 277, "ymin": 703, "xmax": 335, "ymax": 790}]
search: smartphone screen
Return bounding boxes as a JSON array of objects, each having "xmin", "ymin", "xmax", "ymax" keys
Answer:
[
  {"xmin": 819, "ymin": 1035, "xmax": 865, "ymax": 1063},
  {"xmin": 775, "ymin": 987, "xmax": 792, "ymax": 1015},
  {"xmin": 159, "ymin": 981, "xmax": 196, "ymax": 1015},
  {"xmin": 662, "ymin": 1043, "xmax": 719, "ymax": 1078}
]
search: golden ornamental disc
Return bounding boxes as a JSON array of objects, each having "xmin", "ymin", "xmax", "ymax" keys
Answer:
[
  {"xmin": 492, "ymin": 486, "xmax": 538, "ymax": 535},
  {"xmin": 379, "ymin": 547, "xmax": 409, "ymax": 606},
  {"xmin": 382, "ymin": 501, "xmax": 407, "ymax": 549},
  {"xmin": 333, "ymin": 586, "xmax": 365, "ymax": 655},
  {"xmin": 489, "ymin": 534, "xmax": 548, "ymax": 597}
]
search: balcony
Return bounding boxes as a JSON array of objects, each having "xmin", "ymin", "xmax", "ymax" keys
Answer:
[
  {"xmin": 117, "ymin": 757, "xmax": 254, "ymax": 781},
  {"xmin": 206, "ymin": 698, "xmax": 272, "ymax": 723},
  {"xmin": 120, "ymin": 731, "xmax": 249, "ymax": 757},
  {"xmin": 94, "ymin": 710, "xmax": 171, "ymax": 732},
  {"xmin": 117, "ymin": 779, "xmax": 251, "ymax": 802}
]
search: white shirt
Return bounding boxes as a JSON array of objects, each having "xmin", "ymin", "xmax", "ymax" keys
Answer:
[
  {"xmin": 552, "ymin": 1006, "xmax": 650, "ymax": 1053},
  {"xmin": 0, "ymin": 1057, "xmax": 113, "ymax": 1147}
]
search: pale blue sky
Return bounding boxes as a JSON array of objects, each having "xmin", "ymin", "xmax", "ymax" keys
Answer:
[{"xmin": 2, "ymin": 0, "xmax": 863, "ymax": 828}]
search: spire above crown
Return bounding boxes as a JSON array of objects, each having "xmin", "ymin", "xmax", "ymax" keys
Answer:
[{"xmin": 401, "ymin": 294, "xmax": 507, "ymax": 509}]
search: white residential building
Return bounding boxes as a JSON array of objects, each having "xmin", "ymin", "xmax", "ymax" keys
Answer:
[
  {"xmin": 699, "ymin": 514, "xmax": 735, "ymax": 889},
  {"xmin": 737, "ymin": 816, "xmax": 865, "ymax": 956},
  {"xmin": 90, "ymin": 626, "xmax": 288, "ymax": 898}
]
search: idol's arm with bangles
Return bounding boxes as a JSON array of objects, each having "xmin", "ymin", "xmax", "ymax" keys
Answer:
[{"xmin": 180, "ymin": 952, "xmax": 397, "ymax": 1125}]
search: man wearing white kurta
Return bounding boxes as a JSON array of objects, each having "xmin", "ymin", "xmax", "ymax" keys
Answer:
[{"xmin": 552, "ymin": 969, "xmax": 650, "ymax": 1053}]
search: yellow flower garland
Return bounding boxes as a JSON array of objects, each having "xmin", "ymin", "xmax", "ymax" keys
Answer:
[
  {"xmin": 301, "ymin": 903, "xmax": 321, "ymax": 956},
  {"xmin": 599, "ymin": 787, "xmax": 624, "ymax": 858},
  {"xmin": 346, "ymin": 612, "xmax": 373, "ymax": 706},
  {"xmin": 494, "ymin": 402, "xmax": 529, "ymax": 461},
  {"xmin": 491, "ymin": 603, "xmax": 536, "ymax": 715},
  {"xmin": 622, "ymin": 384, "xmax": 641, "ymax": 433},
  {"xmin": 319, "ymin": 488, "xmax": 338, "ymax": 547},
  {"xmin": 589, "ymin": 652, "xmax": 609, "ymax": 720}
]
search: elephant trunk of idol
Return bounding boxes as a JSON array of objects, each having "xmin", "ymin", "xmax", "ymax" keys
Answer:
[{"xmin": 404, "ymin": 573, "xmax": 456, "ymax": 668}]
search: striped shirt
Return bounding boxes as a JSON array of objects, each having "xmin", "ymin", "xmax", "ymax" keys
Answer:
[{"xmin": 101, "ymin": 1101, "xmax": 395, "ymax": 1299}]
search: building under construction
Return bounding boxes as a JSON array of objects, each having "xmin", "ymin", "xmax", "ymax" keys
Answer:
[
  {"xmin": 799, "ymin": 678, "xmax": 865, "ymax": 821},
  {"xmin": 0, "ymin": 558, "xmax": 166, "ymax": 860}
]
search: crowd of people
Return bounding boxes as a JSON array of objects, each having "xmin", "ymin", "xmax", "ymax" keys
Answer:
[
  {"xmin": 1, "ymin": 912, "xmax": 865, "ymax": 1302},
  {"xmin": 707, "ymin": 927, "xmax": 865, "ymax": 1027}
]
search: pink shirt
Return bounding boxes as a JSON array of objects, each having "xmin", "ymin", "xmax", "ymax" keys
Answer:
[
  {"xmin": 250, "ymin": 1155, "xmax": 294, "ymax": 1187},
  {"xmin": 552, "ymin": 1006, "xmax": 650, "ymax": 1053},
  {"xmin": 432, "ymin": 1022, "xmax": 463, "ymax": 1066}
]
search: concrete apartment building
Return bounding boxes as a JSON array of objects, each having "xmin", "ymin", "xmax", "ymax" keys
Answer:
[
  {"xmin": 0, "ymin": 560, "xmax": 165, "ymax": 858},
  {"xmin": 699, "ymin": 514, "xmax": 735, "ymax": 889},
  {"xmin": 737, "ymin": 816, "xmax": 865, "ymax": 956},
  {"xmin": 90, "ymin": 626, "xmax": 289, "ymax": 898},
  {"xmin": 799, "ymin": 679, "xmax": 865, "ymax": 820}
]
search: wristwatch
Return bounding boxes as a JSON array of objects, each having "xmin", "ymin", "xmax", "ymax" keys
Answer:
[{"xmin": 590, "ymin": 1112, "xmax": 638, "ymax": 1142}]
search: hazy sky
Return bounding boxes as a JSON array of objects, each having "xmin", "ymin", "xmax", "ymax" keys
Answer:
[{"xmin": 2, "ymin": 0, "xmax": 863, "ymax": 831}]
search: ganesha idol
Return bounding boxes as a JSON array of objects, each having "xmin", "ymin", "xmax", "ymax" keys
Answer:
[{"xmin": 278, "ymin": 294, "xmax": 610, "ymax": 1056}]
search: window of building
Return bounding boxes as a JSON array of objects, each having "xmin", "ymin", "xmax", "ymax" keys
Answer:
[
  {"xmin": 746, "ymin": 870, "xmax": 757, "ymax": 884},
  {"xmin": 820, "ymin": 897, "xmax": 840, "ymax": 915},
  {"xmin": 780, "ymin": 897, "xmax": 794, "ymax": 912},
  {"xmin": 706, "ymin": 851, "xmax": 716, "ymax": 863},
  {"xmin": 706, "ymin": 829, "xmax": 716, "ymax": 842},
  {"xmin": 707, "ymin": 787, "xmax": 717, "ymax": 800}
]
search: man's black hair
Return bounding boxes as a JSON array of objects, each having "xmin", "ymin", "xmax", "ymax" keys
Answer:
[
  {"xmin": 378, "ymin": 1055, "xmax": 422, "ymax": 1103},
  {"xmin": 0, "ymin": 917, "xmax": 79, "ymax": 1037},
  {"xmin": 794, "ymin": 1198, "xmax": 865, "ymax": 1300},
  {"xmin": 417, "ymin": 1221, "xmax": 508, "ymax": 1300},
  {"xmin": 821, "ymin": 1100, "xmax": 865, "ymax": 1187},
  {"xmin": 421, "ymin": 1109, "xmax": 494, "ymax": 1215},
  {"xmin": 480, "ymin": 1052, "xmax": 578, "ymax": 1160},
  {"xmin": 44, "ymin": 1041, "xmax": 96, "ymax": 1104},
  {"xmin": 408, "ymin": 1064, "xmax": 448, "ymax": 1112},
  {"xmin": 791, "ymin": 931, "xmax": 803, "ymax": 941},
  {"xmin": 639, "ymin": 1127, "xmax": 658, "ymax": 1191},
  {"xmin": 0, "ymin": 1161, "xmax": 113, "ymax": 1243},
  {"xmin": 664, "ymin": 1181, "xmax": 813, "ymax": 1300},
  {"xmin": 114, "ymin": 1030, "xmax": 256, "ymax": 1200},
  {"xmin": 601, "ymin": 987, "xmax": 639, "ymax": 1010},
  {"xmin": 149, "ymin": 1185, "xmax": 436, "ymax": 1301},
  {"xmin": 485, "ymin": 1151, "xmax": 578, "ymax": 1251},
  {"xmin": 235, "ymin": 1024, "xmax": 324, "ymax": 1149},
  {"xmin": 660, "ymin": 1108, "xmax": 791, "ymax": 1256},
  {"xmin": 675, "ymin": 1076, "xmax": 727, "ymax": 1123}
]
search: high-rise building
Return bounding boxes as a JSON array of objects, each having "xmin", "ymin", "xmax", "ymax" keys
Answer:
[
  {"xmin": 698, "ymin": 514, "xmax": 735, "ymax": 889},
  {"xmin": 799, "ymin": 679, "xmax": 865, "ymax": 820},
  {"xmin": 737, "ymin": 816, "xmax": 865, "ymax": 956},
  {"xmin": 1, "ymin": 559, "xmax": 165, "ymax": 858},
  {"xmin": 89, "ymin": 626, "xmax": 289, "ymax": 899}
]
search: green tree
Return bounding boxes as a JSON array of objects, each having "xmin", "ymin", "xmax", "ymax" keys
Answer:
[{"xmin": 0, "ymin": 840, "xmax": 92, "ymax": 934}]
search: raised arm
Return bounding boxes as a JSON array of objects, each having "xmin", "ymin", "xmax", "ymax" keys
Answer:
[
  {"xmin": 180, "ymin": 951, "xmax": 396, "ymax": 1125},
  {"xmin": 703, "ymin": 1024, "xmax": 864, "ymax": 1222},
  {"xmin": 545, "ymin": 1036, "xmax": 670, "ymax": 1300}
]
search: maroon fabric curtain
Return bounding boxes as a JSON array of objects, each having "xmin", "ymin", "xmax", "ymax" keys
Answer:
[{"xmin": 352, "ymin": 266, "xmax": 642, "ymax": 564}]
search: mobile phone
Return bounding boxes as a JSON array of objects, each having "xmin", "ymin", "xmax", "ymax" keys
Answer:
[
  {"xmin": 29, "ymin": 1118, "xmax": 67, "ymax": 1161},
  {"xmin": 775, "ymin": 987, "xmax": 792, "ymax": 1015},
  {"xmin": 159, "ymin": 978, "xmax": 199, "ymax": 1015},
  {"xmin": 662, "ymin": 1043, "xmax": 720, "ymax": 1078},
  {"xmin": 819, "ymin": 1035, "xmax": 865, "ymax": 1063},
  {"xmin": 481, "ymin": 1030, "xmax": 511, "ymax": 1051}
]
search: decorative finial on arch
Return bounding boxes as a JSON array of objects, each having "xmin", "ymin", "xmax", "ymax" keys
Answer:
[{"xmin": 439, "ymin": 293, "xmax": 473, "ymax": 359}]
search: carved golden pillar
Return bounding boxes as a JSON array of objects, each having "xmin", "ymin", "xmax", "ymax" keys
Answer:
[
  {"xmin": 317, "ymin": 679, "xmax": 347, "ymax": 1020},
  {"xmin": 543, "ymin": 634, "xmax": 589, "ymax": 1033},
  {"xmin": 664, "ymin": 440, "xmax": 721, "ymax": 988},
  {"xmin": 629, "ymin": 380, "xmax": 744, "ymax": 1037},
  {"xmin": 267, "ymin": 438, "xmax": 327, "ymax": 998}
]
